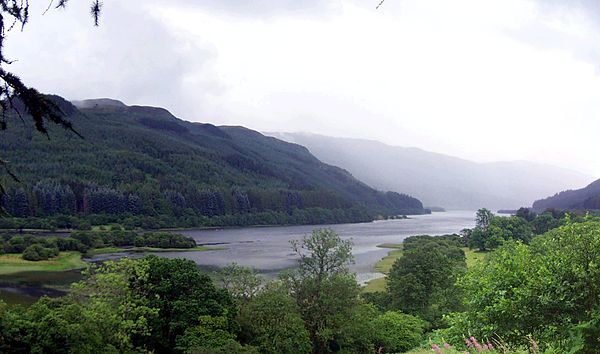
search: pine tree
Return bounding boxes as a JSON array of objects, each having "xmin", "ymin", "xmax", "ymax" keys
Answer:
[
  {"xmin": 232, "ymin": 188, "xmax": 250, "ymax": 214},
  {"xmin": 9, "ymin": 187, "xmax": 29, "ymax": 217}
]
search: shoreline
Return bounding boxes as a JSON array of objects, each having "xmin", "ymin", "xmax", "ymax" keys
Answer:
[
  {"xmin": 362, "ymin": 243, "xmax": 488, "ymax": 292},
  {"xmin": 362, "ymin": 243, "xmax": 405, "ymax": 292},
  {"xmin": 0, "ymin": 212, "xmax": 436, "ymax": 235}
]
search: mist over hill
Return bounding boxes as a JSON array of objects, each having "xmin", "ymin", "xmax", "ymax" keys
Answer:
[
  {"xmin": 270, "ymin": 132, "xmax": 593, "ymax": 210},
  {"xmin": 0, "ymin": 96, "xmax": 428, "ymax": 229},
  {"xmin": 532, "ymin": 179, "xmax": 600, "ymax": 212}
]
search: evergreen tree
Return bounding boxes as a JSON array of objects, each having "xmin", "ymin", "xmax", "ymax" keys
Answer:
[
  {"xmin": 232, "ymin": 188, "xmax": 251, "ymax": 214},
  {"xmin": 8, "ymin": 187, "xmax": 29, "ymax": 217}
]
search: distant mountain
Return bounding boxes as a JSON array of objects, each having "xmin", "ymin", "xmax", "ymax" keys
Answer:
[
  {"xmin": 269, "ymin": 132, "xmax": 594, "ymax": 210},
  {"xmin": 0, "ymin": 96, "xmax": 428, "ymax": 228},
  {"xmin": 532, "ymin": 179, "xmax": 600, "ymax": 212}
]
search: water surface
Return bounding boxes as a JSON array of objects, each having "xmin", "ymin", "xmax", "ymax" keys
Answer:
[{"xmin": 94, "ymin": 210, "xmax": 476, "ymax": 283}]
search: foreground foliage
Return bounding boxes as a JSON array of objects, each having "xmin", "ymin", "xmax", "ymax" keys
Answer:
[
  {"xmin": 0, "ymin": 229, "xmax": 427, "ymax": 353},
  {"xmin": 5, "ymin": 214, "xmax": 598, "ymax": 353},
  {"xmin": 445, "ymin": 218, "xmax": 600, "ymax": 352}
]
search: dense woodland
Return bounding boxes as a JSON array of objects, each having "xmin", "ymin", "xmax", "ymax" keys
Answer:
[{"xmin": 0, "ymin": 97, "xmax": 428, "ymax": 229}]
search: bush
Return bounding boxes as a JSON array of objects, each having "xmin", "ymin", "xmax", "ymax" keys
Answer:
[
  {"xmin": 56, "ymin": 237, "xmax": 88, "ymax": 252},
  {"xmin": 371, "ymin": 311, "xmax": 426, "ymax": 353},
  {"xmin": 72, "ymin": 219, "xmax": 92, "ymax": 230},
  {"xmin": 6, "ymin": 235, "xmax": 32, "ymax": 253},
  {"xmin": 22, "ymin": 244, "xmax": 58, "ymax": 261},
  {"xmin": 139, "ymin": 232, "xmax": 196, "ymax": 249}
]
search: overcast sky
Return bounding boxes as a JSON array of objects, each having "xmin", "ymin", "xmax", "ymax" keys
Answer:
[{"xmin": 6, "ymin": 0, "xmax": 600, "ymax": 176}]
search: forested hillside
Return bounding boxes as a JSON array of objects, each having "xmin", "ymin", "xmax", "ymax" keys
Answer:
[
  {"xmin": 0, "ymin": 96, "xmax": 427, "ymax": 229},
  {"xmin": 532, "ymin": 179, "xmax": 600, "ymax": 212}
]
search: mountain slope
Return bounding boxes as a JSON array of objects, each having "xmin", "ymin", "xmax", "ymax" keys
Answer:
[
  {"xmin": 269, "ymin": 132, "xmax": 593, "ymax": 210},
  {"xmin": 532, "ymin": 179, "xmax": 600, "ymax": 212},
  {"xmin": 0, "ymin": 96, "xmax": 428, "ymax": 227}
]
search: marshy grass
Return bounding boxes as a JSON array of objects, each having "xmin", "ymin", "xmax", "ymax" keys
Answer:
[
  {"xmin": 363, "ymin": 245, "xmax": 488, "ymax": 293},
  {"xmin": 0, "ymin": 252, "xmax": 87, "ymax": 275}
]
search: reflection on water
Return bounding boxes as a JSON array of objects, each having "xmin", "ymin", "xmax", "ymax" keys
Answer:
[
  {"xmin": 0, "ymin": 270, "xmax": 82, "ymax": 306},
  {"xmin": 91, "ymin": 210, "xmax": 477, "ymax": 284},
  {"xmin": 0, "ymin": 285, "xmax": 66, "ymax": 306}
]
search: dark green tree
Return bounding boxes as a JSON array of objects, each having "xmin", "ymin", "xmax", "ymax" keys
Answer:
[
  {"xmin": 128, "ymin": 256, "xmax": 236, "ymax": 352},
  {"xmin": 283, "ymin": 229, "xmax": 368, "ymax": 353},
  {"xmin": 531, "ymin": 213, "xmax": 563, "ymax": 234},
  {"xmin": 8, "ymin": 187, "xmax": 28, "ymax": 217},
  {"xmin": 468, "ymin": 208, "xmax": 495, "ymax": 251},
  {"xmin": 238, "ymin": 283, "xmax": 311, "ymax": 354},
  {"xmin": 516, "ymin": 207, "xmax": 537, "ymax": 222},
  {"xmin": 387, "ymin": 239, "xmax": 466, "ymax": 328}
]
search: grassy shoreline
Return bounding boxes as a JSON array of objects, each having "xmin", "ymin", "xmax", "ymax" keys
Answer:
[
  {"xmin": 363, "ymin": 244, "xmax": 404, "ymax": 292},
  {"xmin": 0, "ymin": 252, "xmax": 87, "ymax": 275},
  {"xmin": 363, "ymin": 244, "xmax": 488, "ymax": 293},
  {"xmin": 0, "ymin": 245, "xmax": 224, "ymax": 275}
]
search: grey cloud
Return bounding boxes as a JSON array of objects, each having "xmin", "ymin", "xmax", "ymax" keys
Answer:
[
  {"xmin": 82, "ymin": 2, "xmax": 220, "ymax": 116},
  {"xmin": 9, "ymin": 1, "xmax": 224, "ymax": 120}
]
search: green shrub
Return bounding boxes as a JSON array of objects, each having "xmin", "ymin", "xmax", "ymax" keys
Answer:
[
  {"xmin": 22, "ymin": 244, "xmax": 58, "ymax": 261},
  {"xmin": 371, "ymin": 311, "xmax": 426, "ymax": 353}
]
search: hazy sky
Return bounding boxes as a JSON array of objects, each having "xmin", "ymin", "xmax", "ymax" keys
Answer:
[{"xmin": 6, "ymin": 0, "xmax": 600, "ymax": 176}]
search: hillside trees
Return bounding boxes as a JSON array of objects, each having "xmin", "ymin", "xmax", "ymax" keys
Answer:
[
  {"xmin": 0, "ymin": 92, "xmax": 428, "ymax": 226},
  {"xmin": 5, "ymin": 187, "xmax": 28, "ymax": 217},
  {"xmin": 32, "ymin": 181, "xmax": 76, "ymax": 215}
]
